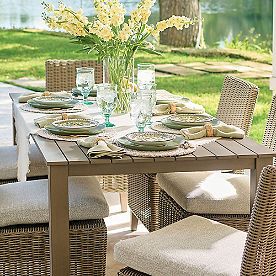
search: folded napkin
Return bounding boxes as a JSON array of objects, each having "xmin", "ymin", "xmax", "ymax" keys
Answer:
[
  {"xmin": 34, "ymin": 113, "xmax": 91, "ymax": 128},
  {"xmin": 77, "ymin": 136, "xmax": 125, "ymax": 158},
  {"xmin": 180, "ymin": 123, "xmax": 245, "ymax": 140},
  {"xmin": 153, "ymin": 101, "xmax": 205, "ymax": 115},
  {"xmin": 19, "ymin": 91, "xmax": 71, "ymax": 103}
]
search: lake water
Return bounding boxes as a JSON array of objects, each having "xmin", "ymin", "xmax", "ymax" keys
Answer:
[{"xmin": 0, "ymin": 0, "xmax": 273, "ymax": 48}]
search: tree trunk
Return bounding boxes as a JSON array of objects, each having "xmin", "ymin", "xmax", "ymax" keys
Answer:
[{"xmin": 159, "ymin": 0, "xmax": 201, "ymax": 48}]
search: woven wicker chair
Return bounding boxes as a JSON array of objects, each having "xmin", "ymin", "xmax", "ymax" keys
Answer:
[
  {"xmin": 116, "ymin": 165, "xmax": 276, "ymax": 276},
  {"xmin": 46, "ymin": 60, "xmax": 128, "ymax": 211},
  {"xmin": 128, "ymin": 75, "xmax": 259, "ymax": 232},
  {"xmin": 0, "ymin": 177, "xmax": 109, "ymax": 275},
  {"xmin": 157, "ymin": 93, "xmax": 275, "ymax": 232}
]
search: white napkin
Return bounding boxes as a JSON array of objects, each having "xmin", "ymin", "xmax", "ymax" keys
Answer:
[
  {"xmin": 153, "ymin": 101, "xmax": 205, "ymax": 115},
  {"xmin": 77, "ymin": 136, "xmax": 125, "ymax": 158},
  {"xmin": 181, "ymin": 123, "xmax": 245, "ymax": 140}
]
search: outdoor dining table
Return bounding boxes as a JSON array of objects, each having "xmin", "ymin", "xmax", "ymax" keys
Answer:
[{"xmin": 10, "ymin": 91, "xmax": 276, "ymax": 276}]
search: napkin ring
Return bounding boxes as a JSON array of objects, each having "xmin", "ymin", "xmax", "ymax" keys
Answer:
[
  {"xmin": 204, "ymin": 123, "xmax": 214, "ymax": 137},
  {"xmin": 42, "ymin": 91, "xmax": 51, "ymax": 96},
  {"xmin": 61, "ymin": 113, "xmax": 69, "ymax": 120},
  {"xmin": 169, "ymin": 103, "xmax": 177, "ymax": 114}
]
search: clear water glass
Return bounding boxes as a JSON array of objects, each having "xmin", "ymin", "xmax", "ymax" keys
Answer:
[
  {"xmin": 76, "ymin": 67, "xmax": 95, "ymax": 105},
  {"xmin": 130, "ymin": 92, "xmax": 153, "ymax": 132},
  {"xmin": 96, "ymin": 83, "xmax": 117, "ymax": 127},
  {"xmin": 137, "ymin": 63, "xmax": 155, "ymax": 87},
  {"xmin": 139, "ymin": 84, "xmax": 157, "ymax": 125}
]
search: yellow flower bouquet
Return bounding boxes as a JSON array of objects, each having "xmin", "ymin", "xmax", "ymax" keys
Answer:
[{"xmin": 42, "ymin": 0, "xmax": 195, "ymax": 113}]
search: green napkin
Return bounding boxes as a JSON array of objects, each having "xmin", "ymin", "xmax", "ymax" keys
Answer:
[
  {"xmin": 34, "ymin": 114, "xmax": 91, "ymax": 128},
  {"xmin": 180, "ymin": 123, "xmax": 245, "ymax": 140},
  {"xmin": 19, "ymin": 91, "xmax": 71, "ymax": 103},
  {"xmin": 154, "ymin": 101, "xmax": 205, "ymax": 115},
  {"xmin": 77, "ymin": 136, "xmax": 125, "ymax": 158}
]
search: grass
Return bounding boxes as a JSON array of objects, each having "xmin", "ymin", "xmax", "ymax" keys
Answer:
[{"xmin": 0, "ymin": 29, "xmax": 272, "ymax": 143}]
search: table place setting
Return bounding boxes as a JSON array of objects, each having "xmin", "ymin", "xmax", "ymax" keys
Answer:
[
  {"xmin": 34, "ymin": 113, "xmax": 105, "ymax": 141},
  {"xmin": 19, "ymin": 91, "xmax": 88, "ymax": 114}
]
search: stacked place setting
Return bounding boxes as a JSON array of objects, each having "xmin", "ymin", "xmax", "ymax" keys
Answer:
[{"xmin": 27, "ymin": 96, "xmax": 78, "ymax": 110}]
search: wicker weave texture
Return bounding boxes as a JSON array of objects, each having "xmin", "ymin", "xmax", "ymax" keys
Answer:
[
  {"xmin": 97, "ymin": 174, "xmax": 128, "ymax": 192},
  {"xmin": 118, "ymin": 267, "xmax": 149, "ymax": 276},
  {"xmin": 128, "ymin": 174, "xmax": 159, "ymax": 232},
  {"xmin": 216, "ymin": 75, "xmax": 259, "ymax": 135},
  {"xmin": 0, "ymin": 219, "xmax": 107, "ymax": 276},
  {"xmin": 45, "ymin": 59, "xmax": 103, "ymax": 92},
  {"xmin": 262, "ymin": 94, "xmax": 276, "ymax": 164},
  {"xmin": 240, "ymin": 165, "xmax": 276, "ymax": 275},
  {"xmin": 159, "ymin": 189, "xmax": 250, "ymax": 231}
]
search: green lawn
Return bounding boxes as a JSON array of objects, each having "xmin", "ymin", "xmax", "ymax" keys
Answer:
[{"xmin": 0, "ymin": 29, "xmax": 272, "ymax": 143}]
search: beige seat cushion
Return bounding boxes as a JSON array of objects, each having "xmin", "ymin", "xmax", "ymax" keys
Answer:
[
  {"xmin": 0, "ymin": 144, "xmax": 47, "ymax": 181},
  {"xmin": 115, "ymin": 215, "xmax": 246, "ymax": 276},
  {"xmin": 157, "ymin": 171, "xmax": 250, "ymax": 214},
  {"xmin": 0, "ymin": 177, "xmax": 109, "ymax": 227}
]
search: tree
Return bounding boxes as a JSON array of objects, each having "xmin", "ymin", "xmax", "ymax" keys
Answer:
[{"xmin": 158, "ymin": 0, "xmax": 203, "ymax": 48}]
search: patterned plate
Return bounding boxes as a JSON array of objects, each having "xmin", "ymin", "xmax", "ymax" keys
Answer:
[
  {"xmin": 167, "ymin": 114, "xmax": 213, "ymax": 125},
  {"xmin": 33, "ymin": 96, "xmax": 73, "ymax": 105},
  {"xmin": 52, "ymin": 118, "xmax": 99, "ymax": 131},
  {"xmin": 27, "ymin": 99, "xmax": 78, "ymax": 109},
  {"xmin": 125, "ymin": 132, "xmax": 176, "ymax": 145}
]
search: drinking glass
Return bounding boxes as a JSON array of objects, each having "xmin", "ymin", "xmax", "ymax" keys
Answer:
[
  {"xmin": 96, "ymin": 83, "xmax": 117, "ymax": 127},
  {"xmin": 137, "ymin": 63, "xmax": 155, "ymax": 87},
  {"xmin": 76, "ymin": 67, "xmax": 95, "ymax": 105},
  {"xmin": 139, "ymin": 84, "xmax": 156, "ymax": 125},
  {"xmin": 130, "ymin": 92, "xmax": 153, "ymax": 132}
]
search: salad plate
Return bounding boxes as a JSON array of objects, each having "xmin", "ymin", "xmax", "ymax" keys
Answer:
[
  {"xmin": 33, "ymin": 96, "xmax": 73, "ymax": 105},
  {"xmin": 167, "ymin": 114, "xmax": 213, "ymax": 125},
  {"xmin": 28, "ymin": 99, "xmax": 78, "ymax": 109},
  {"xmin": 125, "ymin": 132, "xmax": 176, "ymax": 146},
  {"xmin": 52, "ymin": 118, "xmax": 99, "ymax": 131}
]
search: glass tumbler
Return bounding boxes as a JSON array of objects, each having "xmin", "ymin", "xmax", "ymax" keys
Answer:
[
  {"xmin": 137, "ymin": 63, "xmax": 155, "ymax": 88},
  {"xmin": 96, "ymin": 83, "xmax": 117, "ymax": 127},
  {"xmin": 76, "ymin": 67, "xmax": 95, "ymax": 104}
]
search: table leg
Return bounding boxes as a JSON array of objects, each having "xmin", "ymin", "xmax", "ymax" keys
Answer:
[
  {"xmin": 250, "ymin": 157, "xmax": 273, "ymax": 212},
  {"xmin": 12, "ymin": 103, "xmax": 17, "ymax": 145},
  {"xmin": 49, "ymin": 165, "xmax": 70, "ymax": 276},
  {"xmin": 130, "ymin": 211, "xmax": 138, "ymax": 231}
]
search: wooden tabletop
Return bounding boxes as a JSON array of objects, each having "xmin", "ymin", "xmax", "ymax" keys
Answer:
[{"xmin": 32, "ymin": 133, "xmax": 276, "ymax": 175}]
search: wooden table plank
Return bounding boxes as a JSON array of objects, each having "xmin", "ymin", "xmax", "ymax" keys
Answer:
[
  {"xmin": 131, "ymin": 156, "xmax": 155, "ymax": 163},
  {"xmin": 193, "ymin": 146, "xmax": 216, "ymax": 160},
  {"xmin": 111, "ymin": 155, "xmax": 133, "ymax": 164},
  {"xmin": 154, "ymin": 156, "xmax": 176, "ymax": 162},
  {"xmin": 235, "ymin": 137, "xmax": 276, "ymax": 157},
  {"xmin": 216, "ymin": 139, "xmax": 257, "ymax": 158},
  {"xmin": 202, "ymin": 141, "xmax": 237, "ymax": 159},
  {"xmin": 56, "ymin": 141, "xmax": 90, "ymax": 164},
  {"xmin": 175, "ymin": 154, "xmax": 197, "ymax": 161},
  {"xmin": 32, "ymin": 134, "xmax": 68, "ymax": 165}
]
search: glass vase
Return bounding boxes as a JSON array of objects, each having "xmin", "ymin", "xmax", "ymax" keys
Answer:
[{"xmin": 103, "ymin": 56, "xmax": 134, "ymax": 114}]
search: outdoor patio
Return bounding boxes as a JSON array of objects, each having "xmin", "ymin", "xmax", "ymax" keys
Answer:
[{"xmin": 1, "ymin": 1, "xmax": 276, "ymax": 276}]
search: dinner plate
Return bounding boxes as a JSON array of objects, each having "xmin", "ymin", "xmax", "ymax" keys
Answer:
[
  {"xmin": 117, "ymin": 135, "xmax": 184, "ymax": 151},
  {"xmin": 33, "ymin": 96, "xmax": 74, "ymax": 105},
  {"xmin": 52, "ymin": 118, "xmax": 99, "ymax": 131},
  {"xmin": 167, "ymin": 114, "xmax": 213, "ymax": 125},
  {"xmin": 161, "ymin": 118, "xmax": 193, "ymax": 130},
  {"xmin": 45, "ymin": 123, "xmax": 105, "ymax": 136},
  {"xmin": 125, "ymin": 132, "xmax": 176, "ymax": 146},
  {"xmin": 28, "ymin": 99, "xmax": 78, "ymax": 109},
  {"xmin": 156, "ymin": 97, "xmax": 190, "ymax": 105}
]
